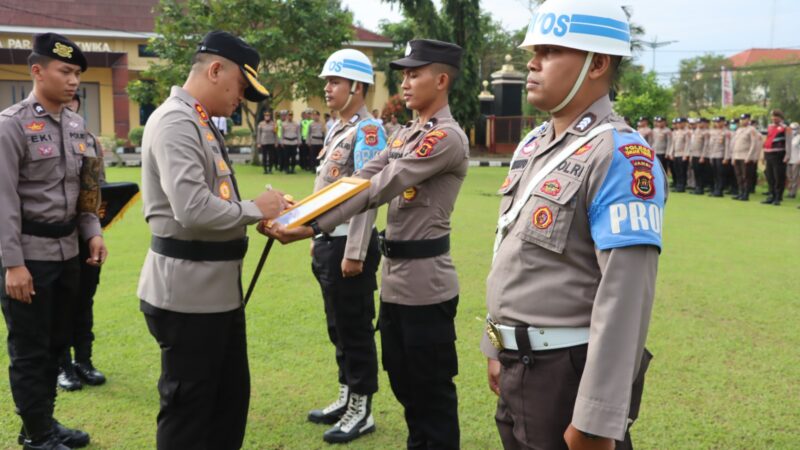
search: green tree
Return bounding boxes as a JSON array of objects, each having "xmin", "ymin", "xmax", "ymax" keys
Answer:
[
  {"xmin": 671, "ymin": 54, "xmax": 730, "ymax": 114},
  {"xmin": 380, "ymin": 0, "xmax": 482, "ymax": 130},
  {"xmin": 128, "ymin": 0, "xmax": 353, "ymax": 133},
  {"xmin": 614, "ymin": 68, "xmax": 674, "ymax": 120},
  {"xmin": 735, "ymin": 59, "xmax": 800, "ymax": 121}
]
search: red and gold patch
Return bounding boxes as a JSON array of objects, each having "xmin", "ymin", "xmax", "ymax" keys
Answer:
[
  {"xmin": 217, "ymin": 159, "xmax": 229, "ymax": 173},
  {"xmin": 532, "ymin": 206, "xmax": 553, "ymax": 230},
  {"xmin": 618, "ymin": 144, "xmax": 654, "ymax": 161},
  {"xmin": 206, "ymin": 131, "xmax": 215, "ymax": 142},
  {"xmin": 539, "ymin": 179, "xmax": 562, "ymax": 197},
  {"xmin": 219, "ymin": 181, "xmax": 232, "ymax": 200},
  {"xmin": 415, "ymin": 130, "xmax": 447, "ymax": 158},
  {"xmin": 195, "ymin": 103, "xmax": 209, "ymax": 126},
  {"xmin": 574, "ymin": 144, "xmax": 593, "ymax": 156},
  {"xmin": 402, "ymin": 187, "xmax": 417, "ymax": 201},
  {"xmin": 78, "ymin": 142, "xmax": 86, "ymax": 153},
  {"xmin": 362, "ymin": 124, "xmax": 379, "ymax": 146},
  {"xmin": 330, "ymin": 166, "xmax": 340, "ymax": 178},
  {"xmin": 330, "ymin": 150, "xmax": 342, "ymax": 161},
  {"xmin": 391, "ymin": 138, "xmax": 404, "ymax": 148},
  {"xmin": 25, "ymin": 121, "xmax": 46, "ymax": 132},
  {"xmin": 500, "ymin": 177, "xmax": 511, "ymax": 190},
  {"xmin": 631, "ymin": 160, "xmax": 656, "ymax": 200}
]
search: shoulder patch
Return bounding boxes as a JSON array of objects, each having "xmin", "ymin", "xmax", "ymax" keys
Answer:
[
  {"xmin": 573, "ymin": 113, "xmax": 596, "ymax": 132},
  {"xmin": 415, "ymin": 130, "xmax": 447, "ymax": 158},
  {"xmin": 618, "ymin": 142, "xmax": 654, "ymax": 161}
]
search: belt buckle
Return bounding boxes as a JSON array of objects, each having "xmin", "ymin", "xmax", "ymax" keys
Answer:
[
  {"xmin": 486, "ymin": 317, "xmax": 504, "ymax": 350},
  {"xmin": 378, "ymin": 234, "xmax": 388, "ymax": 256}
]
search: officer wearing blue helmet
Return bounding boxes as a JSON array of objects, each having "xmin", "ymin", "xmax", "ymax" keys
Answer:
[{"xmin": 482, "ymin": 0, "xmax": 666, "ymax": 448}]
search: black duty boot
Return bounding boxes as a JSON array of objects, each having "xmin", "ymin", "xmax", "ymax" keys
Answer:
[
  {"xmin": 19, "ymin": 416, "xmax": 70, "ymax": 450},
  {"xmin": 52, "ymin": 420, "xmax": 90, "ymax": 448},
  {"xmin": 73, "ymin": 361, "xmax": 106, "ymax": 386},
  {"xmin": 57, "ymin": 354, "xmax": 82, "ymax": 392},
  {"xmin": 762, "ymin": 196, "xmax": 775, "ymax": 204},
  {"xmin": 308, "ymin": 384, "xmax": 349, "ymax": 425},
  {"xmin": 322, "ymin": 392, "xmax": 375, "ymax": 444}
]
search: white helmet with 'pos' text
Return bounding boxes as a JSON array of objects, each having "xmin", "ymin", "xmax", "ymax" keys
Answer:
[
  {"xmin": 319, "ymin": 48, "xmax": 375, "ymax": 111},
  {"xmin": 519, "ymin": 0, "xmax": 632, "ymax": 113}
]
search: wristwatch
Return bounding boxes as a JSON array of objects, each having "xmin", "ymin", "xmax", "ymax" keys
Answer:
[{"xmin": 309, "ymin": 220, "xmax": 323, "ymax": 236}]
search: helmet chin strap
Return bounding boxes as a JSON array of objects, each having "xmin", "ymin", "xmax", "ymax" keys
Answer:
[
  {"xmin": 340, "ymin": 81, "xmax": 361, "ymax": 115},
  {"xmin": 550, "ymin": 52, "xmax": 595, "ymax": 114}
]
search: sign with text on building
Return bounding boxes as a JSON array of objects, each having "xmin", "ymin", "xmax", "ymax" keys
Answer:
[{"xmin": 0, "ymin": 37, "xmax": 113, "ymax": 53}]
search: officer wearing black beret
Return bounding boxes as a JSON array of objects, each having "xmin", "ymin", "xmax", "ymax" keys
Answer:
[{"xmin": 0, "ymin": 33, "xmax": 103, "ymax": 449}]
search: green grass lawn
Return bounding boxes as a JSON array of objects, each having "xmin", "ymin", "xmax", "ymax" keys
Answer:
[{"xmin": 1, "ymin": 164, "xmax": 798, "ymax": 449}]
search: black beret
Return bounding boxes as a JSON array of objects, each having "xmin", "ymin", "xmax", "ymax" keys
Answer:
[
  {"xmin": 197, "ymin": 31, "xmax": 269, "ymax": 102},
  {"xmin": 390, "ymin": 39, "xmax": 463, "ymax": 70},
  {"xmin": 32, "ymin": 33, "xmax": 87, "ymax": 72},
  {"xmin": 740, "ymin": 113, "xmax": 751, "ymax": 119},
  {"xmin": 637, "ymin": 116, "xmax": 649, "ymax": 122}
]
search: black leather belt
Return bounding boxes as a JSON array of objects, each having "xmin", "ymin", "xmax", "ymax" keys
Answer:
[
  {"xmin": 378, "ymin": 231, "xmax": 449, "ymax": 259},
  {"xmin": 150, "ymin": 236, "xmax": 248, "ymax": 261},
  {"xmin": 21, "ymin": 219, "xmax": 78, "ymax": 238}
]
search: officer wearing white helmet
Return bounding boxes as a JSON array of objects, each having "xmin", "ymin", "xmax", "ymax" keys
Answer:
[
  {"xmin": 481, "ymin": 1, "xmax": 666, "ymax": 448},
  {"xmin": 303, "ymin": 48, "xmax": 386, "ymax": 444}
]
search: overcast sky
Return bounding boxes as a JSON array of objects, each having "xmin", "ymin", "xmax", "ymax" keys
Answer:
[{"xmin": 342, "ymin": 0, "xmax": 800, "ymax": 83}]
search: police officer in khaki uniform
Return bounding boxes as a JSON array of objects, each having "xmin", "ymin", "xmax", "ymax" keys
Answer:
[
  {"xmin": 483, "ymin": 2, "xmax": 666, "ymax": 448},
  {"xmin": 308, "ymin": 110, "xmax": 326, "ymax": 171},
  {"xmin": 706, "ymin": 116, "xmax": 730, "ymax": 197},
  {"xmin": 256, "ymin": 110, "xmax": 277, "ymax": 174},
  {"xmin": 280, "ymin": 111, "xmax": 300, "ymax": 173},
  {"xmin": 689, "ymin": 117, "xmax": 711, "ymax": 194},
  {"xmin": 0, "ymin": 33, "xmax": 105, "ymax": 450},
  {"xmin": 304, "ymin": 48, "xmax": 386, "ymax": 444},
  {"xmin": 636, "ymin": 116, "xmax": 653, "ymax": 145},
  {"xmin": 264, "ymin": 39, "xmax": 468, "ymax": 450},
  {"xmin": 730, "ymin": 113, "xmax": 761, "ymax": 201},
  {"xmin": 667, "ymin": 117, "xmax": 690, "ymax": 192},
  {"xmin": 384, "ymin": 114, "xmax": 402, "ymax": 137},
  {"xmin": 137, "ymin": 31, "xmax": 287, "ymax": 450},
  {"xmin": 651, "ymin": 116, "xmax": 671, "ymax": 182}
]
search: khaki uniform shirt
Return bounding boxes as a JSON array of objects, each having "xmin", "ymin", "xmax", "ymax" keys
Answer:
[
  {"xmin": 689, "ymin": 128, "xmax": 709, "ymax": 158},
  {"xmin": 281, "ymin": 121, "xmax": 300, "ymax": 145},
  {"xmin": 316, "ymin": 105, "xmax": 469, "ymax": 306},
  {"xmin": 257, "ymin": 120, "xmax": 276, "ymax": 146},
  {"xmin": 651, "ymin": 126, "xmax": 671, "ymax": 156},
  {"xmin": 0, "ymin": 92, "xmax": 102, "ymax": 267},
  {"xmin": 731, "ymin": 125, "xmax": 762, "ymax": 161},
  {"xmin": 309, "ymin": 121, "xmax": 326, "ymax": 146},
  {"xmin": 137, "ymin": 86, "xmax": 263, "ymax": 313},
  {"xmin": 384, "ymin": 121, "xmax": 401, "ymax": 138},
  {"xmin": 707, "ymin": 128, "xmax": 730, "ymax": 159},
  {"xmin": 482, "ymin": 96, "xmax": 666, "ymax": 441},
  {"xmin": 314, "ymin": 106, "xmax": 386, "ymax": 260},
  {"xmin": 637, "ymin": 126, "xmax": 653, "ymax": 145},
  {"xmin": 668, "ymin": 128, "xmax": 688, "ymax": 159}
]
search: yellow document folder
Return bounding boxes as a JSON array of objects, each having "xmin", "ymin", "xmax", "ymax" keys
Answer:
[{"xmin": 274, "ymin": 177, "xmax": 370, "ymax": 229}]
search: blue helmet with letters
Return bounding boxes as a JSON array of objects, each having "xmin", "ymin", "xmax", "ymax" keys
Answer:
[{"xmin": 519, "ymin": 0, "xmax": 633, "ymax": 57}]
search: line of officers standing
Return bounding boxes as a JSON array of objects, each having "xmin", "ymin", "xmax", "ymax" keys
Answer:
[
  {"xmin": 255, "ymin": 109, "xmax": 326, "ymax": 174},
  {"xmin": 636, "ymin": 109, "xmax": 796, "ymax": 206}
]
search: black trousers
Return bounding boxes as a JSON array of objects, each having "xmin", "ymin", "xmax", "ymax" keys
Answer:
[
  {"xmin": 142, "ymin": 301, "xmax": 249, "ymax": 450},
  {"xmin": 495, "ymin": 345, "xmax": 652, "ymax": 450},
  {"xmin": 747, "ymin": 161, "xmax": 758, "ymax": 193},
  {"xmin": 690, "ymin": 157, "xmax": 710, "ymax": 192},
  {"xmin": 379, "ymin": 297, "xmax": 460, "ymax": 450},
  {"xmin": 764, "ymin": 151, "xmax": 787, "ymax": 200},
  {"xmin": 260, "ymin": 144, "xmax": 275, "ymax": 173},
  {"xmin": 656, "ymin": 154, "xmax": 670, "ymax": 183},
  {"xmin": 1, "ymin": 257, "xmax": 80, "ymax": 418},
  {"xmin": 63, "ymin": 241, "xmax": 101, "ymax": 364},
  {"xmin": 311, "ymin": 231, "xmax": 381, "ymax": 395},
  {"xmin": 724, "ymin": 161, "xmax": 738, "ymax": 194},
  {"xmin": 710, "ymin": 158, "xmax": 725, "ymax": 195},
  {"xmin": 672, "ymin": 158, "xmax": 688, "ymax": 191},
  {"xmin": 299, "ymin": 141, "xmax": 309, "ymax": 170}
]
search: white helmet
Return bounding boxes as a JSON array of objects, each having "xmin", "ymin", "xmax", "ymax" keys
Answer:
[
  {"xmin": 518, "ymin": 0, "xmax": 632, "ymax": 57},
  {"xmin": 518, "ymin": 0, "xmax": 632, "ymax": 113},
  {"xmin": 319, "ymin": 49, "xmax": 375, "ymax": 85}
]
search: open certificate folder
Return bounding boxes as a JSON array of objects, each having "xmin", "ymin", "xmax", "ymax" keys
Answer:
[{"xmin": 274, "ymin": 177, "xmax": 370, "ymax": 229}]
